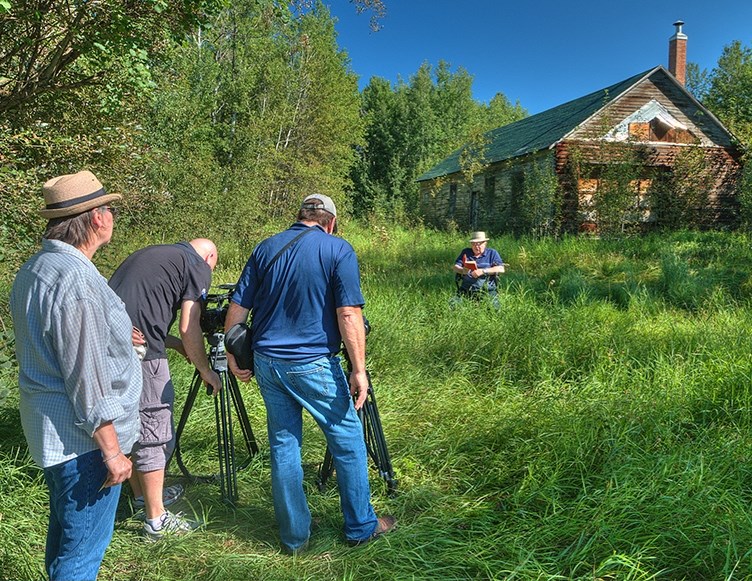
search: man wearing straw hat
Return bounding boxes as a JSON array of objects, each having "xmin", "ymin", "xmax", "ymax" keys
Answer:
[
  {"xmin": 451, "ymin": 231, "xmax": 505, "ymax": 308},
  {"xmin": 10, "ymin": 170, "xmax": 142, "ymax": 580}
]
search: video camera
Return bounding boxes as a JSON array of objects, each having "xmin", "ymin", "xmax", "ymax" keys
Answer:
[{"xmin": 200, "ymin": 284, "xmax": 237, "ymax": 335}]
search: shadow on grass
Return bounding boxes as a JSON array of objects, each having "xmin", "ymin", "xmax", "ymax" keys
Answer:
[{"xmin": 0, "ymin": 401, "xmax": 27, "ymax": 452}]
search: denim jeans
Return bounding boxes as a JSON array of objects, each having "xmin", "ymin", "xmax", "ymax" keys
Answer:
[
  {"xmin": 254, "ymin": 352, "xmax": 378, "ymax": 549},
  {"xmin": 43, "ymin": 448, "xmax": 122, "ymax": 581}
]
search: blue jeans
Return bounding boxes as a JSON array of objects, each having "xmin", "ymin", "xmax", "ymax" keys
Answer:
[
  {"xmin": 43, "ymin": 448, "xmax": 122, "ymax": 581},
  {"xmin": 254, "ymin": 353, "xmax": 378, "ymax": 549}
]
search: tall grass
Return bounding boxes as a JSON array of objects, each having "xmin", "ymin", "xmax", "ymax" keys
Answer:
[{"xmin": 3, "ymin": 226, "xmax": 752, "ymax": 579}]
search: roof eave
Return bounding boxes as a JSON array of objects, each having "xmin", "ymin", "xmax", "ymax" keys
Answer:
[
  {"xmin": 657, "ymin": 65, "xmax": 744, "ymax": 146},
  {"xmin": 417, "ymin": 145, "xmax": 553, "ymax": 182},
  {"xmin": 556, "ymin": 66, "xmax": 662, "ymax": 143}
]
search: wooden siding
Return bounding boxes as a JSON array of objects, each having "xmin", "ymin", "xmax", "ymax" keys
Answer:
[{"xmin": 569, "ymin": 69, "xmax": 735, "ymax": 148}]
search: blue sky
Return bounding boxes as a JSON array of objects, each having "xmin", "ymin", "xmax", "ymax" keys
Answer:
[{"xmin": 326, "ymin": 0, "xmax": 752, "ymax": 115}]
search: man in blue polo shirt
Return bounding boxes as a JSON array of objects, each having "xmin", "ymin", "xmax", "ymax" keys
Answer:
[
  {"xmin": 225, "ymin": 193, "xmax": 396, "ymax": 554},
  {"xmin": 451, "ymin": 231, "xmax": 505, "ymax": 309}
]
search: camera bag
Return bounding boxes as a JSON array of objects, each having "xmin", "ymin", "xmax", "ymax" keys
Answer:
[{"xmin": 225, "ymin": 322, "xmax": 253, "ymax": 370}]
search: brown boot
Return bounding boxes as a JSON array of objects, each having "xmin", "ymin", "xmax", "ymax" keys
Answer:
[{"xmin": 347, "ymin": 515, "xmax": 397, "ymax": 547}]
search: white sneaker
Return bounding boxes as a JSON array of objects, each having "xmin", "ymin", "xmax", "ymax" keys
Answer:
[{"xmin": 143, "ymin": 510, "xmax": 200, "ymax": 541}]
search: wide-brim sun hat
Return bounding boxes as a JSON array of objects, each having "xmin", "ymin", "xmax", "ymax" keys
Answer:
[
  {"xmin": 469, "ymin": 231, "xmax": 490, "ymax": 243},
  {"xmin": 39, "ymin": 170, "xmax": 121, "ymax": 219}
]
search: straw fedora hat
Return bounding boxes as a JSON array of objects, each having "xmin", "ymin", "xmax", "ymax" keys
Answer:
[
  {"xmin": 469, "ymin": 231, "xmax": 490, "ymax": 243},
  {"xmin": 39, "ymin": 170, "xmax": 121, "ymax": 219}
]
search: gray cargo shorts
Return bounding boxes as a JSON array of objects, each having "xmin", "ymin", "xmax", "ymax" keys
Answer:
[{"xmin": 131, "ymin": 358, "xmax": 176, "ymax": 472}]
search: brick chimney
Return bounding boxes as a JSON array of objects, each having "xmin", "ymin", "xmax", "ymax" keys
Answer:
[{"xmin": 668, "ymin": 20, "xmax": 687, "ymax": 85}]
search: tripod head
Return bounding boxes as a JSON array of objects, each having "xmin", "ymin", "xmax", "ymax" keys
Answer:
[
  {"xmin": 206, "ymin": 332, "xmax": 225, "ymax": 349},
  {"xmin": 198, "ymin": 284, "xmax": 238, "ymax": 392}
]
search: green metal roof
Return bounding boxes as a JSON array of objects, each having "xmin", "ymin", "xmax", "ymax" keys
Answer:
[{"xmin": 417, "ymin": 67, "xmax": 658, "ymax": 182}]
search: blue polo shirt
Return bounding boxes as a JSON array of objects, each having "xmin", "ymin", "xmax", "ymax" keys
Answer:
[{"xmin": 231, "ymin": 223, "xmax": 365, "ymax": 362}]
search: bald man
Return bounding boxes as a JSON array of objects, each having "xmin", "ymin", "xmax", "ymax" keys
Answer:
[{"xmin": 109, "ymin": 239, "xmax": 221, "ymax": 540}]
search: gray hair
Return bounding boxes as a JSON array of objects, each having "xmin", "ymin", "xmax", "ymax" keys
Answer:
[{"xmin": 43, "ymin": 207, "xmax": 102, "ymax": 247}]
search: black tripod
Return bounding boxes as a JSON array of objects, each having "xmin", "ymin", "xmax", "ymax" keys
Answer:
[
  {"xmin": 170, "ymin": 332, "xmax": 259, "ymax": 505},
  {"xmin": 316, "ymin": 353, "xmax": 398, "ymax": 496}
]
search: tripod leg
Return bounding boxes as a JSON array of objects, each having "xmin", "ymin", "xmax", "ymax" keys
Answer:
[
  {"xmin": 214, "ymin": 392, "xmax": 225, "ymax": 497},
  {"xmin": 316, "ymin": 448, "xmax": 335, "ymax": 491},
  {"xmin": 171, "ymin": 340, "xmax": 262, "ymax": 502},
  {"xmin": 169, "ymin": 370, "xmax": 204, "ymax": 479},
  {"xmin": 223, "ymin": 376, "xmax": 238, "ymax": 503},
  {"xmin": 317, "ymin": 374, "xmax": 397, "ymax": 496},
  {"xmin": 226, "ymin": 371, "xmax": 259, "ymax": 463},
  {"xmin": 215, "ymin": 371, "xmax": 238, "ymax": 506},
  {"xmin": 360, "ymin": 380, "xmax": 398, "ymax": 495}
]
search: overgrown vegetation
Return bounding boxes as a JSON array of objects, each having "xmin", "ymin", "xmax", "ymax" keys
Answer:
[
  {"xmin": 518, "ymin": 157, "xmax": 562, "ymax": 237},
  {"xmin": 560, "ymin": 140, "xmax": 729, "ymax": 237},
  {"xmin": 4, "ymin": 227, "xmax": 752, "ymax": 579},
  {"xmin": 350, "ymin": 62, "xmax": 527, "ymax": 222},
  {"xmin": 4, "ymin": 4, "xmax": 752, "ymax": 578},
  {"xmin": 690, "ymin": 39, "xmax": 752, "ymax": 227},
  {"xmin": 649, "ymin": 146, "xmax": 715, "ymax": 229}
]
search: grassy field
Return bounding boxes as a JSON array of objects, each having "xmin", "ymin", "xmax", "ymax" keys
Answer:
[{"xmin": 3, "ymin": 224, "xmax": 752, "ymax": 580}]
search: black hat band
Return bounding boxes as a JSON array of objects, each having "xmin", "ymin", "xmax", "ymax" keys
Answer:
[{"xmin": 45, "ymin": 188, "xmax": 107, "ymax": 210}]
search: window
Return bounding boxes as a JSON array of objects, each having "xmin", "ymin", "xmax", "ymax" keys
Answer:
[
  {"xmin": 470, "ymin": 191, "xmax": 479, "ymax": 229},
  {"xmin": 449, "ymin": 183, "xmax": 457, "ymax": 217},
  {"xmin": 485, "ymin": 174, "xmax": 496, "ymax": 213}
]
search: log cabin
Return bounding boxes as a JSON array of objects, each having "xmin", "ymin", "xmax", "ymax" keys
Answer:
[{"xmin": 417, "ymin": 22, "xmax": 744, "ymax": 235}]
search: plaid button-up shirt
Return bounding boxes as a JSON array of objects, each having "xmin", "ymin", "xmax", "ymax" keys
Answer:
[{"xmin": 10, "ymin": 239, "xmax": 142, "ymax": 468}]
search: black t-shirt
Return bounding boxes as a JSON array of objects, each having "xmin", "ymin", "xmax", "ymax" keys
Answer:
[{"xmin": 109, "ymin": 242, "xmax": 212, "ymax": 360}]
